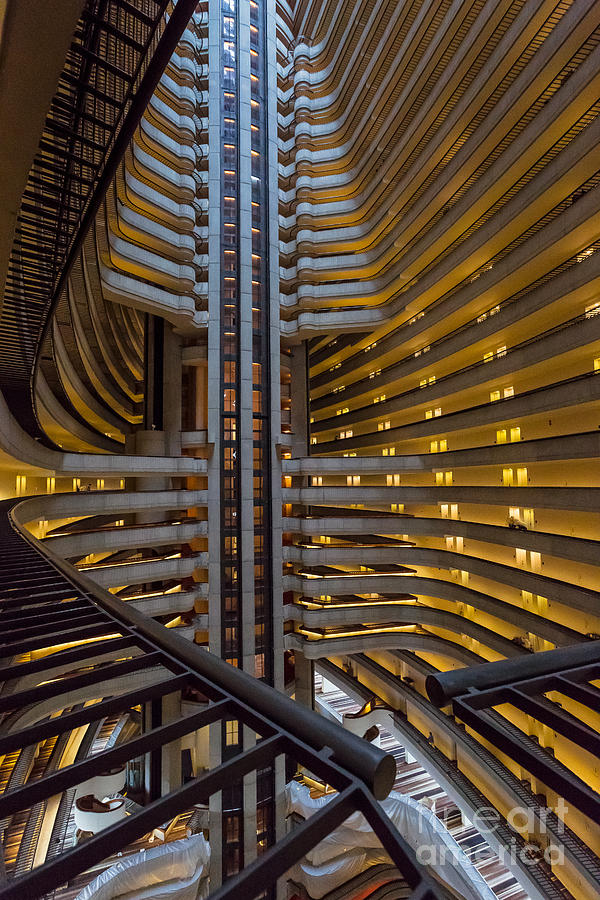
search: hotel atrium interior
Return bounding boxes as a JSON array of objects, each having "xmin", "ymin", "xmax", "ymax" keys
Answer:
[{"xmin": 0, "ymin": 0, "xmax": 599, "ymax": 897}]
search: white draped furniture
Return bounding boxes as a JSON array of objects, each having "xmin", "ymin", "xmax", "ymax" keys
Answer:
[
  {"xmin": 286, "ymin": 781, "xmax": 497, "ymax": 900},
  {"xmin": 75, "ymin": 834, "xmax": 211, "ymax": 900}
]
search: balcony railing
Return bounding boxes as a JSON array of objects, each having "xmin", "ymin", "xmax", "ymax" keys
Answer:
[
  {"xmin": 0, "ymin": 0, "xmax": 198, "ymax": 444},
  {"xmin": 427, "ymin": 643, "xmax": 600, "ymax": 825},
  {"xmin": 0, "ymin": 497, "xmax": 445, "ymax": 899}
]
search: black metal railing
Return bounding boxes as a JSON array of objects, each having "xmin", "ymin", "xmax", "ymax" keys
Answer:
[
  {"xmin": 319, "ymin": 656, "xmax": 581, "ymax": 900},
  {"xmin": 0, "ymin": 497, "xmax": 444, "ymax": 899},
  {"xmin": 0, "ymin": 0, "xmax": 198, "ymax": 444},
  {"xmin": 426, "ymin": 644, "xmax": 600, "ymax": 825}
]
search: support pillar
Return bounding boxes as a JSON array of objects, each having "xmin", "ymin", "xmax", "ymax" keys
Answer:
[{"xmin": 294, "ymin": 647, "xmax": 314, "ymax": 709}]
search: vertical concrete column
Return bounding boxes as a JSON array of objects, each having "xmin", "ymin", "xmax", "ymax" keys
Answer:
[
  {"xmin": 243, "ymin": 726, "xmax": 257, "ymax": 869},
  {"xmin": 161, "ymin": 691, "xmax": 183, "ymax": 797},
  {"xmin": 143, "ymin": 314, "xmax": 161, "ymax": 431},
  {"xmin": 289, "ymin": 343, "xmax": 309, "ymax": 520},
  {"xmin": 144, "ymin": 698, "xmax": 162, "ymax": 802},
  {"xmin": 266, "ymin": 0, "xmax": 284, "ymax": 695},
  {"xmin": 143, "ymin": 701, "xmax": 153, "ymax": 801},
  {"xmin": 195, "ymin": 361, "xmax": 208, "ymax": 431},
  {"xmin": 206, "ymin": 0, "xmax": 222, "ymax": 661},
  {"xmin": 143, "ymin": 692, "xmax": 182, "ymax": 802},
  {"xmin": 133, "ymin": 429, "xmax": 169, "ymax": 525},
  {"xmin": 289, "ymin": 343, "xmax": 309, "ymax": 459},
  {"xmin": 162, "ymin": 324, "xmax": 182, "ymax": 456},
  {"xmin": 189, "ymin": 720, "xmax": 210, "ymax": 773},
  {"xmin": 208, "ymin": 726, "xmax": 223, "ymax": 889},
  {"xmin": 207, "ymin": 0, "xmax": 223, "ymax": 884},
  {"xmin": 294, "ymin": 647, "xmax": 314, "ymax": 709}
]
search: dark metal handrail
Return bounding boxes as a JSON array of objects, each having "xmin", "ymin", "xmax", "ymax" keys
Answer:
[
  {"xmin": 321, "ymin": 656, "xmax": 582, "ymax": 900},
  {"xmin": 426, "ymin": 641, "xmax": 600, "ymax": 706},
  {"xmin": 426, "ymin": 643, "xmax": 600, "ymax": 824},
  {"xmin": 0, "ymin": 496, "xmax": 443, "ymax": 899},
  {"xmin": 0, "ymin": 0, "xmax": 198, "ymax": 444}
]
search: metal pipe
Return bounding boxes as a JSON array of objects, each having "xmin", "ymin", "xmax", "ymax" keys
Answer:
[
  {"xmin": 11, "ymin": 500, "xmax": 397, "ymax": 800},
  {"xmin": 108, "ymin": 598, "xmax": 397, "ymax": 799},
  {"xmin": 426, "ymin": 640, "xmax": 600, "ymax": 707}
]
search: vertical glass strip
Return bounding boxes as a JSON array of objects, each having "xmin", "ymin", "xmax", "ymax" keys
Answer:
[
  {"xmin": 220, "ymin": 0, "xmax": 244, "ymax": 881},
  {"xmin": 249, "ymin": 0, "xmax": 276, "ymax": 880},
  {"xmin": 220, "ymin": 0, "xmax": 242, "ymax": 672},
  {"xmin": 249, "ymin": 0, "xmax": 273, "ymax": 689}
]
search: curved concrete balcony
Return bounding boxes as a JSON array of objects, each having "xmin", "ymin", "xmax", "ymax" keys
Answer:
[
  {"xmin": 292, "ymin": 192, "xmax": 598, "ymax": 308},
  {"xmin": 147, "ymin": 93, "xmax": 196, "ymax": 143},
  {"xmin": 63, "ymin": 291, "xmax": 140, "ymax": 423},
  {"xmin": 191, "ymin": 8, "xmax": 208, "ymax": 26},
  {"xmin": 52, "ymin": 324, "xmax": 132, "ymax": 437},
  {"xmin": 115, "ymin": 203, "xmax": 196, "ymax": 264},
  {"xmin": 123, "ymin": 165, "xmax": 196, "ymax": 230},
  {"xmin": 127, "ymin": 589, "xmax": 204, "ymax": 617},
  {"xmin": 182, "ymin": 326, "xmax": 207, "ymax": 355},
  {"xmin": 14, "ymin": 490, "xmax": 207, "ymax": 526},
  {"xmin": 283, "ymin": 431, "xmax": 600, "ymax": 471},
  {"xmin": 81, "ymin": 553, "xmax": 207, "ymax": 589},
  {"xmin": 309, "ymin": 247, "xmax": 600, "ymax": 398},
  {"xmin": 75, "ymin": 289, "xmax": 142, "ymax": 408},
  {"xmin": 284, "ymin": 514, "xmax": 600, "ymax": 568},
  {"xmin": 291, "ymin": 19, "xmax": 600, "ymax": 254},
  {"xmin": 45, "ymin": 521, "xmax": 207, "ymax": 559},
  {"xmin": 285, "ymin": 630, "xmax": 498, "ymax": 663},
  {"xmin": 312, "ymin": 371, "xmax": 600, "ymax": 451},
  {"xmin": 157, "ymin": 70, "xmax": 197, "ymax": 111},
  {"xmin": 75, "ymin": 767, "xmax": 126, "ymax": 800},
  {"xmin": 36, "ymin": 372, "xmax": 122, "ymax": 454},
  {"xmin": 6, "ymin": 668, "xmax": 164, "ymax": 734},
  {"xmin": 105, "ymin": 231, "xmax": 196, "ymax": 294},
  {"xmin": 281, "ymin": 170, "xmax": 600, "ymax": 335},
  {"xmin": 282, "ymin": 105, "xmax": 600, "ymax": 311},
  {"xmin": 279, "ymin": 305, "xmax": 387, "ymax": 337},
  {"xmin": 131, "ymin": 139, "xmax": 195, "ymax": 199},
  {"xmin": 308, "ymin": 255, "xmax": 598, "ymax": 385},
  {"xmin": 283, "ymin": 545, "xmax": 418, "ymax": 567},
  {"xmin": 59, "ymin": 453, "xmax": 205, "ymax": 478},
  {"xmin": 285, "ymin": 601, "xmax": 525, "ymax": 656},
  {"xmin": 74, "ymin": 796, "xmax": 127, "ymax": 834},
  {"xmin": 0, "ymin": 387, "xmax": 207, "ymax": 476},
  {"xmin": 181, "ymin": 430, "xmax": 208, "ymax": 448},
  {"xmin": 284, "ymin": 544, "xmax": 600, "ymax": 618},
  {"xmin": 169, "ymin": 31, "xmax": 201, "ymax": 63},
  {"xmin": 285, "ymin": 484, "xmax": 600, "ymax": 513},
  {"xmin": 285, "ymin": 0, "xmax": 591, "ymax": 176},
  {"xmin": 139, "ymin": 113, "xmax": 196, "ymax": 166},
  {"xmin": 5, "ymin": 645, "xmax": 147, "ymax": 696},
  {"xmin": 99, "ymin": 262, "xmax": 207, "ymax": 333},
  {"xmin": 284, "ymin": 572, "xmax": 582, "ymax": 644}
]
